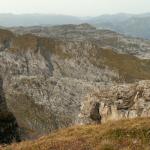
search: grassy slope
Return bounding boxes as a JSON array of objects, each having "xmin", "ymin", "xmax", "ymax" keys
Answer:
[
  {"xmin": 90, "ymin": 48, "xmax": 150, "ymax": 82},
  {"xmin": 3, "ymin": 118, "xmax": 150, "ymax": 150}
]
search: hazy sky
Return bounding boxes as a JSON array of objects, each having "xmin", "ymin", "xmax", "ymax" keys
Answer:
[{"xmin": 0, "ymin": 0, "xmax": 150, "ymax": 16}]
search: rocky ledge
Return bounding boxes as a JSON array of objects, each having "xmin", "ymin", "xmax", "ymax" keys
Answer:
[{"xmin": 79, "ymin": 80, "xmax": 150, "ymax": 124}]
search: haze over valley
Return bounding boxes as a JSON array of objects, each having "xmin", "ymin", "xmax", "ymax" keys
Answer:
[{"xmin": 0, "ymin": 13, "xmax": 150, "ymax": 39}]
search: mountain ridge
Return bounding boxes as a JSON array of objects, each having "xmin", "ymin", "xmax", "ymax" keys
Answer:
[{"xmin": 0, "ymin": 13, "xmax": 150, "ymax": 39}]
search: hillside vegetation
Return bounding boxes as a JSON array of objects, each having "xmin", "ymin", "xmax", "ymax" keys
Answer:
[
  {"xmin": 90, "ymin": 48, "xmax": 150, "ymax": 82},
  {"xmin": 3, "ymin": 118, "xmax": 150, "ymax": 150}
]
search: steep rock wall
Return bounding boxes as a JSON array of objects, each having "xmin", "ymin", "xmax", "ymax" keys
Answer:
[{"xmin": 79, "ymin": 81, "xmax": 150, "ymax": 124}]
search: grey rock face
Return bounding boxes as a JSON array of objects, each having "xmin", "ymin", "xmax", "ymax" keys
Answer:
[
  {"xmin": 78, "ymin": 81, "xmax": 150, "ymax": 124},
  {"xmin": 0, "ymin": 44, "xmax": 53, "ymax": 79}
]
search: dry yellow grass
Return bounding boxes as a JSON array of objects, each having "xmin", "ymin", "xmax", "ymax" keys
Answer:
[
  {"xmin": 2, "ymin": 118, "xmax": 150, "ymax": 150},
  {"xmin": 12, "ymin": 34, "xmax": 38, "ymax": 50},
  {"xmin": 0, "ymin": 29, "xmax": 14, "ymax": 43}
]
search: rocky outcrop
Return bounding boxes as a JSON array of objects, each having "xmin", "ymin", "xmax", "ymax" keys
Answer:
[
  {"xmin": 0, "ymin": 76, "xmax": 21, "ymax": 144},
  {"xmin": 78, "ymin": 80, "xmax": 150, "ymax": 125}
]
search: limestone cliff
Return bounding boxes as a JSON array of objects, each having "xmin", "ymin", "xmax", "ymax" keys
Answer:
[
  {"xmin": 79, "ymin": 81, "xmax": 150, "ymax": 124},
  {"xmin": 1, "ymin": 25, "xmax": 150, "ymax": 139}
]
